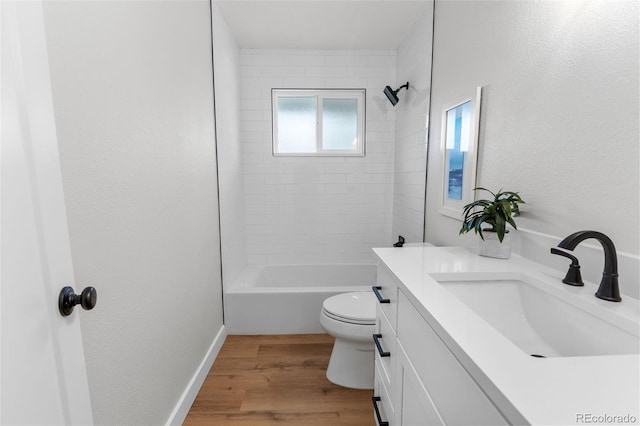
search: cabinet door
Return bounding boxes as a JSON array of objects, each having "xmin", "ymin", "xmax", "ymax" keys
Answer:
[
  {"xmin": 396, "ymin": 343, "xmax": 444, "ymax": 426},
  {"xmin": 398, "ymin": 292, "xmax": 508, "ymax": 425}
]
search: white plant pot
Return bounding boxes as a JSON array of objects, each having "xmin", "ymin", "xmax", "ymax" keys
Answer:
[{"xmin": 478, "ymin": 230, "xmax": 511, "ymax": 259}]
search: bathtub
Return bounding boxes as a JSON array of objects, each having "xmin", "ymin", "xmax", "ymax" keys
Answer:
[{"xmin": 224, "ymin": 264, "xmax": 377, "ymax": 334}]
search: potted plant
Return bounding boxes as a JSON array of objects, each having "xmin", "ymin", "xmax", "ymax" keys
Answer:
[{"xmin": 459, "ymin": 187, "xmax": 525, "ymax": 259}]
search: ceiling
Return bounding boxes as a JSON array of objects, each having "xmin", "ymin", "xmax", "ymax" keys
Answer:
[{"xmin": 214, "ymin": 1, "xmax": 431, "ymax": 50}]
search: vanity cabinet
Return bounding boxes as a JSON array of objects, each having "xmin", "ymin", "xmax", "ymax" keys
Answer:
[{"xmin": 373, "ymin": 264, "xmax": 507, "ymax": 426}]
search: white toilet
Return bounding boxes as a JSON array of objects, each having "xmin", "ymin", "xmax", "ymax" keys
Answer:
[{"xmin": 320, "ymin": 291, "xmax": 376, "ymax": 389}]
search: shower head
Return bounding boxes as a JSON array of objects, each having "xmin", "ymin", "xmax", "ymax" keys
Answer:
[{"xmin": 383, "ymin": 82, "xmax": 409, "ymax": 106}]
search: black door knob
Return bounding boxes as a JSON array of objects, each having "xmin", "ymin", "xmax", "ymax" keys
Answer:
[{"xmin": 59, "ymin": 286, "xmax": 97, "ymax": 317}]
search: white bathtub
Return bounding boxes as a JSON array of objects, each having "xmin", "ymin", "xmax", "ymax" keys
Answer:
[{"xmin": 224, "ymin": 264, "xmax": 377, "ymax": 334}]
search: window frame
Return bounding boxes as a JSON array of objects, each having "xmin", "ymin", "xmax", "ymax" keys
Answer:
[{"xmin": 271, "ymin": 88, "xmax": 366, "ymax": 157}]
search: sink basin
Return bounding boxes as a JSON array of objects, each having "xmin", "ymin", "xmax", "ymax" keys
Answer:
[{"xmin": 433, "ymin": 274, "xmax": 639, "ymax": 358}]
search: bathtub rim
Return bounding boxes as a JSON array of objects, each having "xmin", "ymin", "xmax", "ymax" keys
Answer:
[{"xmin": 226, "ymin": 262, "xmax": 377, "ymax": 293}]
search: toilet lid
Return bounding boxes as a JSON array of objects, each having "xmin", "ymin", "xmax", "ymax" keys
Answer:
[{"xmin": 322, "ymin": 292, "xmax": 376, "ymax": 324}]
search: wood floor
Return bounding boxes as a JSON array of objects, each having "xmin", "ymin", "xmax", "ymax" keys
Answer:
[{"xmin": 183, "ymin": 334, "xmax": 375, "ymax": 425}]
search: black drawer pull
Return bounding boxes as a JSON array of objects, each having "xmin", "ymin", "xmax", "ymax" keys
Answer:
[
  {"xmin": 372, "ymin": 396, "xmax": 389, "ymax": 426},
  {"xmin": 372, "ymin": 286, "xmax": 390, "ymax": 303},
  {"xmin": 373, "ymin": 334, "xmax": 391, "ymax": 357}
]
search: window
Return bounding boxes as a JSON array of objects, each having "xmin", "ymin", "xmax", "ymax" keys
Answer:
[{"xmin": 272, "ymin": 89, "xmax": 365, "ymax": 156}]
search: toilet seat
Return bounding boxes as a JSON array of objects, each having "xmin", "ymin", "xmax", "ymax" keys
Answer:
[{"xmin": 321, "ymin": 292, "xmax": 376, "ymax": 325}]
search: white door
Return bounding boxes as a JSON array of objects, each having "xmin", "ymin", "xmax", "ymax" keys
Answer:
[{"xmin": 1, "ymin": 1, "xmax": 94, "ymax": 424}]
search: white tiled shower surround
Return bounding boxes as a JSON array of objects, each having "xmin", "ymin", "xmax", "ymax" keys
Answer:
[
  {"xmin": 239, "ymin": 49, "xmax": 397, "ymax": 265},
  {"xmin": 215, "ymin": 6, "xmax": 434, "ymax": 272},
  {"xmin": 392, "ymin": 7, "xmax": 433, "ymax": 244}
]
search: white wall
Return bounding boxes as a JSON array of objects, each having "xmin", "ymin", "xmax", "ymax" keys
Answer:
[
  {"xmin": 43, "ymin": 1, "xmax": 224, "ymax": 424},
  {"xmin": 239, "ymin": 49, "xmax": 397, "ymax": 265},
  {"xmin": 212, "ymin": 3, "xmax": 247, "ymax": 287},
  {"xmin": 391, "ymin": 4, "xmax": 434, "ymax": 244},
  {"xmin": 425, "ymin": 1, "xmax": 639, "ymax": 297}
]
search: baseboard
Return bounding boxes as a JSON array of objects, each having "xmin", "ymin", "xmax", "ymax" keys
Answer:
[{"xmin": 166, "ymin": 325, "xmax": 227, "ymax": 426}]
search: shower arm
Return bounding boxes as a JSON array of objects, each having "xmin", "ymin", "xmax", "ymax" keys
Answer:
[{"xmin": 396, "ymin": 82, "xmax": 409, "ymax": 92}]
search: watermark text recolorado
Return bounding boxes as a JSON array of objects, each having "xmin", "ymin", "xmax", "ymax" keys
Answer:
[{"xmin": 576, "ymin": 413, "xmax": 637, "ymax": 424}]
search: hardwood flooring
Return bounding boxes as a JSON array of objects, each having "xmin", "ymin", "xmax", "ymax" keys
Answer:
[{"xmin": 183, "ymin": 334, "xmax": 374, "ymax": 425}]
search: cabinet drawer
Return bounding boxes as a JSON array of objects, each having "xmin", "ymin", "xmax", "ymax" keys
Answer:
[
  {"xmin": 374, "ymin": 357, "xmax": 394, "ymax": 426},
  {"xmin": 374, "ymin": 264, "xmax": 399, "ymax": 331},
  {"xmin": 375, "ymin": 304, "xmax": 397, "ymax": 392},
  {"xmin": 397, "ymin": 291, "xmax": 507, "ymax": 426}
]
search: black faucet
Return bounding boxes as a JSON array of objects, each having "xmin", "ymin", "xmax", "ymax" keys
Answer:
[
  {"xmin": 550, "ymin": 248, "xmax": 583, "ymax": 286},
  {"xmin": 556, "ymin": 230, "xmax": 621, "ymax": 302},
  {"xmin": 393, "ymin": 235, "xmax": 405, "ymax": 247}
]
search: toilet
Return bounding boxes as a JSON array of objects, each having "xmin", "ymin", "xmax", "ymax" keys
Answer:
[{"xmin": 320, "ymin": 291, "xmax": 376, "ymax": 389}]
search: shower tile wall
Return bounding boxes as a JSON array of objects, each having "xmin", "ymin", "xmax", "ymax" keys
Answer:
[
  {"xmin": 239, "ymin": 49, "xmax": 396, "ymax": 265},
  {"xmin": 391, "ymin": 6, "xmax": 433, "ymax": 243}
]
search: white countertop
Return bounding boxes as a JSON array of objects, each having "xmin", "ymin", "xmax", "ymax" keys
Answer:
[{"xmin": 373, "ymin": 246, "xmax": 640, "ymax": 426}]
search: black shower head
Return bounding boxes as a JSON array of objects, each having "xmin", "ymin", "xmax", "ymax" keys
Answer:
[
  {"xmin": 384, "ymin": 86, "xmax": 399, "ymax": 106},
  {"xmin": 383, "ymin": 82, "xmax": 409, "ymax": 106}
]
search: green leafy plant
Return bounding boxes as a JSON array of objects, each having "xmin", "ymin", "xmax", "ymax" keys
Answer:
[{"xmin": 459, "ymin": 187, "xmax": 525, "ymax": 242}]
